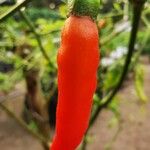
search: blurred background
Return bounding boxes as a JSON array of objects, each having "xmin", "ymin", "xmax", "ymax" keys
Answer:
[{"xmin": 0, "ymin": 0, "xmax": 150, "ymax": 150}]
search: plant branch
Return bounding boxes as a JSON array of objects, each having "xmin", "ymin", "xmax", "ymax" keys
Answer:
[
  {"xmin": 0, "ymin": 0, "xmax": 31, "ymax": 23},
  {"xmin": 19, "ymin": 10, "xmax": 54, "ymax": 68},
  {"xmin": 81, "ymin": 0, "xmax": 146, "ymax": 149},
  {"xmin": 142, "ymin": 15, "xmax": 150, "ymax": 27},
  {"xmin": 101, "ymin": 28, "xmax": 125, "ymax": 46},
  {"xmin": 105, "ymin": 118, "xmax": 123, "ymax": 150},
  {"xmin": 0, "ymin": 92, "xmax": 24, "ymax": 103},
  {"xmin": 98, "ymin": 0, "xmax": 146, "ymax": 111},
  {"xmin": 0, "ymin": 103, "xmax": 49, "ymax": 147},
  {"xmin": 101, "ymin": 12, "xmax": 124, "ymax": 19}
]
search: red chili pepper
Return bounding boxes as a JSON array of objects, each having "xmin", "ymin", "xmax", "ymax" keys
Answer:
[{"xmin": 51, "ymin": 1, "xmax": 100, "ymax": 149}]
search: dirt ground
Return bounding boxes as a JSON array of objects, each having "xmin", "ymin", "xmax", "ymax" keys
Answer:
[{"xmin": 0, "ymin": 57, "xmax": 150, "ymax": 150}]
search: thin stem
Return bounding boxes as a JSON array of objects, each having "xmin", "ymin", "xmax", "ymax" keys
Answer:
[
  {"xmin": 99, "ymin": 0, "xmax": 145, "ymax": 110},
  {"xmin": 123, "ymin": 0, "xmax": 129, "ymax": 20},
  {"xmin": 81, "ymin": 0, "xmax": 146, "ymax": 149},
  {"xmin": 0, "ymin": 92, "xmax": 24, "ymax": 103},
  {"xmin": 0, "ymin": 0, "xmax": 31, "ymax": 23},
  {"xmin": 101, "ymin": 29, "xmax": 125, "ymax": 46},
  {"xmin": 0, "ymin": 103, "xmax": 49, "ymax": 147},
  {"xmin": 105, "ymin": 118, "xmax": 123, "ymax": 150},
  {"xmin": 19, "ymin": 10, "xmax": 54, "ymax": 69},
  {"xmin": 100, "ymin": 12, "xmax": 124, "ymax": 19},
  {"xmin": 142, "ymin": 15, "xmax": 150, "ymax": 27}
]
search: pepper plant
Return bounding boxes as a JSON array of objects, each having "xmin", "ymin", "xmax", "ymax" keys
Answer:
[{"xmin": 0, "ymin": 0, "xmax": 149, "ymax": 150}]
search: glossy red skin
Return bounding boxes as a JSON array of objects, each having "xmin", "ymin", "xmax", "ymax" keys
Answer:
[{"xmin": 51, "ymin": 15, "xmax": 100, "ymax": 150}]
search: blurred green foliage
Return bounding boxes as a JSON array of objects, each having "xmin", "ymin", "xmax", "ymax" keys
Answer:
[
  {"xmin": 0, "ymin": 0, "xmax": 149, "ymax": 100},
  {"xmin": 0, "ymin": 1, "xmax": 150, "ymax": 146}
]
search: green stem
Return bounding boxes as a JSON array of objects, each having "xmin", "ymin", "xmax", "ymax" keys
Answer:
[
  {"xmin": 98, "ymin": 0, "xmax": 145, "ymax": 110},
  {"xmin": 101, "ymin": 12, "xmax": 124, "ymax": 19},
  {"xmin": 105, "ymin": 118, "xmax": 123, "ymax": 150},
  {"xmin": 68, "ymin": 0, "xmax": 100, "ymax": 20},
  {"xmin": 101, "ymin": 29, "xmax": 125, "ymax": 46},
  {"xmin": 123, "ymin": 0, "xmax": 129, "ymax": 20},
  {"xmin": 142, "ymin": 15, "xmax": 150, "ymax": 27},
  {"xmin": 19, "ymin": 10, "xmax": 54, "ymax": 69},
  {"xmin": 0, "ymin": 0, "xmax": 31, "ymax": 23},
  {"xmin": 81, "ymin": 0, "xmax": 146, "ymax": 149}
]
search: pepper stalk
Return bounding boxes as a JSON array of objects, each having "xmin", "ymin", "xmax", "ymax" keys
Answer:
[{"xmin": 68, "ymin": 0, "xmax": 100, "ymax": 20}]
